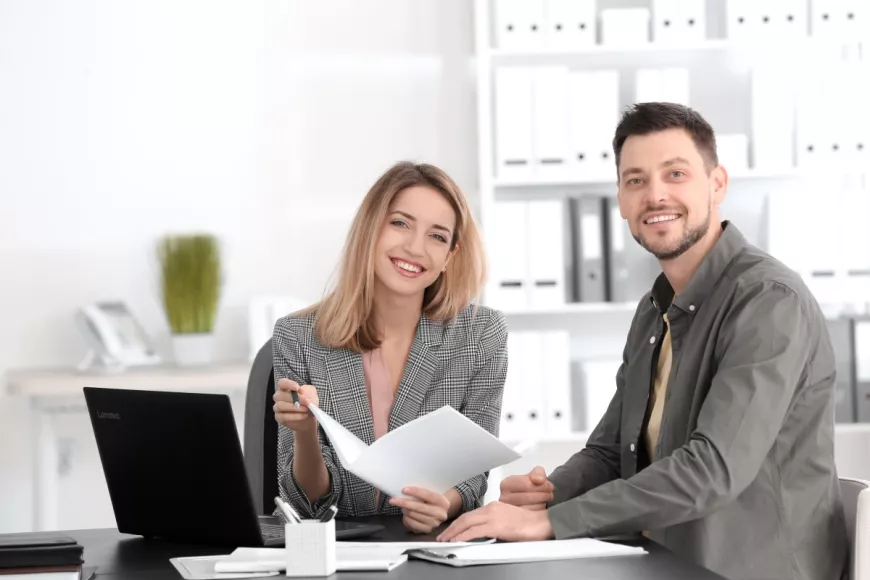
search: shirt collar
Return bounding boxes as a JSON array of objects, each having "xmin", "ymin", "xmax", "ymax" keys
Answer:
[{"xmin": 649, "ymin": 221, "xmax": 748, "ymax": 316}]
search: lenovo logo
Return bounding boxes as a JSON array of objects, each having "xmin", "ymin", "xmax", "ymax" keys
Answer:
[{"xmin": 97, "ymin": 411, "xmax": 121, "ymax": 420}]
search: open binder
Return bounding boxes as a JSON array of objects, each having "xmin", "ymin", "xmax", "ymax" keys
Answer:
[{"xmin": 408, "ymin": 538, "xmax": 646, "ymax": 567}]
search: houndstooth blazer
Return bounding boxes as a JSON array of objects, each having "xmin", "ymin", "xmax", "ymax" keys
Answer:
[{"xmin": 272, "ymin": 303, "xmax": 508, "ymax": 520}]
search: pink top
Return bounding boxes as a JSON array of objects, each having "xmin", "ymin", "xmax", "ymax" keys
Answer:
[
  {"xmin": 362, "ymin": 348, "xmax": 396, "ymax": 506},
  {"xmin": 362, "ymin": 347, "xmax": 395, "ymax": 440}
]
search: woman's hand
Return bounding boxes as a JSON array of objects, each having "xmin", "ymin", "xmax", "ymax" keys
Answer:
[
  {"xmin": 390, "ymin": 486, "xmax": 452, "ymax": 534},
  {"xmin": 273, "ymin": 378, "xmax": 319, "ymax": 434}
]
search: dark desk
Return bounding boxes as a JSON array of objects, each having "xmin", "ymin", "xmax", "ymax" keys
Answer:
[{"xmin": 69, "ymin": 516, "xmax": 725, "ymax": 580}]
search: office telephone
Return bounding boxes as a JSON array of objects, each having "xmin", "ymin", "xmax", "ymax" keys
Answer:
[{"xmin": 74, "ymin": 301, "xmax": 162, "ymax": 370}]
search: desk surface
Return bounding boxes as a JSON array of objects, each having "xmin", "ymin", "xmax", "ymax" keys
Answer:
[{"xmin": 67, "ymin": 516, "xmax": 725, "ymax": 580}]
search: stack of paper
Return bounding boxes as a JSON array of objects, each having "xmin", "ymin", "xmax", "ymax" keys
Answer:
[
  {"xmin": 408, "ymin": 538, "xmax": 646, "ymax": 567},
  {"xmin": 170, "ymin": 544, "xmax": 412, "ymax": 579},
  {"xmin": 309, "ymin": 404, "xmax": 521, "ymax": 499}
]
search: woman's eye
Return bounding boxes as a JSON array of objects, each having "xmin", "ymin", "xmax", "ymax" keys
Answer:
[
  {"xmin": 431, "ymin": 233, "xmax": 448, "ymax": 243},
  {"xmin": 391, "ymin": 219, "xmax": 408, "ymax": 228}
]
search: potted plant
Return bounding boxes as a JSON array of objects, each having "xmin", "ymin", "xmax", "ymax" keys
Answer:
[{"xmin": 157, "ymin": 233, "xmax": 222, "ymax": 366}]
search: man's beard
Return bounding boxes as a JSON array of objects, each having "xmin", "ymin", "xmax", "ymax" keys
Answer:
[{"xmin": 634, "ymin": 205, "xmax": 712, "ymax": 261}]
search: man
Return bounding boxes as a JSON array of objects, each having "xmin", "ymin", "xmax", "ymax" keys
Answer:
[{"xmin": 438, "ymin": 103, "xmax": 848, "ymax": 580}]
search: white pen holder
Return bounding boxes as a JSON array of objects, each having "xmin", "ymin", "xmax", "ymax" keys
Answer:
[{"xmin": 284, "ymin": 520, "xmax": 336, "ymax": 577}]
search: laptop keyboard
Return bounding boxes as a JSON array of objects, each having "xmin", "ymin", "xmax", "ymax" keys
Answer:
[{"xmin": 260, "ymin": 523, "xmax": 285, "ymax": 540}]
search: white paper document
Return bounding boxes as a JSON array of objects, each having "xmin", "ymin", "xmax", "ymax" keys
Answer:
[
  {"xmin": 408, "ymin": 538, "xmax": 647, "ymax": 567},
  {"xmin": 308, "ymin": 404, "xmax": 521, "ymax": 498},
  {"xmin": 212, "ymin": 546, "xmax": 408, "ymax": 574}
]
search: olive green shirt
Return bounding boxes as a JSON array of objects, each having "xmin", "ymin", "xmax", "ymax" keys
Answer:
[{"xmin": 547, "ymin": 221, "xmax": 848, "ymax": 580}]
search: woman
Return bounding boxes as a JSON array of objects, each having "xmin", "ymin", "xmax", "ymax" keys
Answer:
[{"xmin": 272, "ymin": 161, "xmax": 508, "ymax": 533}]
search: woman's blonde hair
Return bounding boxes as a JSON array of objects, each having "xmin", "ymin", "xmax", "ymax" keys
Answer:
[{"xmin": 307, "ymin": 161, "xmax": 486, "ymax": 352}]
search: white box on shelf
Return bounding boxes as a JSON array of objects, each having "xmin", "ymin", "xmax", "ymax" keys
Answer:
[
  {"xmin": 543, "ymin": 0, "xmax": 597, "ymax": 48},
  {"xmin": 635, "ymin": 68, "xmax": 663, "ymax": 104},
  {"xmin": 494, "ymin": 0, "xmax": 546, "ymax": 49},
  {"xmin": 716, "ymin": 134, "xmax": 749, "ymax": 173},
  {"xmin": 661, "ymin": 67, "xmax": 690, "ymax": 105},
  {"xmin": 600, "ymin": 8, "xmax": 650, "ymax": 46}
]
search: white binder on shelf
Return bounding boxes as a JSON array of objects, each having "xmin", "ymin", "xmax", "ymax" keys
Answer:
[
  {"xmin": 494, "ymin": 67, "xmax": 534, "ymax": 181},
  {"xmin": 810, "ymin": 0, "xmax": 841, "ymax": 39},
  {"xmin": 726, "ymin": 0, "xmax": 757, "ymax": 40},
  {"xmin": 635, "ymin": 68, "xmax": 662, "ymax": 104},
  {"xmin": 527, "ymin": 200, "xmax": 568, "ymax": 308},
  {"xmin": 543, "ymin": 0, "xmax": 597, "ymax": 48},
  {"xmin": 600, "ymin": 8, "xmax": 651, "ymax": 46},
  {"xmin": 521, "ymin": 332, "xmax": 546, "ymax": 440},
  {"xmin": 567, "ymin": 70, "xmax": 595, "ymax": 178},
  {"xmin": 541, "ymin": 331, "xmax": 573, "ymax": 436},
  {"xmin": 605, "ymin": 198, "xmax": 660, "ymax": 304},
  {"xmin": 771, "ymin": 0, "xmax": 808, "ymax": 39},
  {"xmin": 679, "ymin": 0, "xmax": 707, "ymax": 42},
  {"xmin": 580, "ymin": 359, "xmax": 621, "ymax": 431},
  {"xmin": 500, "ymin": 332, "xmax": 525, "ymax": 441},
  {"xmin": 532, "ymin": 66, "xmax": 570, "ymax": 179},
  {"xmin": 486, "ymin": 201, "xmax": 529, "ymax": 311},
  {"xmin": 494, "ymin": 0, "xmax": 545, "ymax": 49},
  {"xmin": 588, "ymin": 70, "xmax": 620, "ymax": 177},
  {"xmin": 716, "ymin": 134, "xmax": 750, "ymax": 173},
  {"xmin": 661, "ymin": 67, "xmax": 690, "ymax": 105},
  {"xmin": 651, "ymin": 0, "xmax": 681, "ymax": 44},
  {"xmin": 751, "ymin": 65, "xmax": 795, "ymax": 171}
]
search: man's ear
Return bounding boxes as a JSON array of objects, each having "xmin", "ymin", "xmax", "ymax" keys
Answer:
[{"xmin": 711, "ymin": 164, "xmax": 728, "ymax": 206}]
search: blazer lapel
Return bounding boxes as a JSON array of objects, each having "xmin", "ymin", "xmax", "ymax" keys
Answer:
[
  {"xmin": 324, "ymin": 347, "xmax": 376, "ymax": 446},
  {"xmin": 388, "ymin": 314, "xmax": 443, "ymax": 430}
]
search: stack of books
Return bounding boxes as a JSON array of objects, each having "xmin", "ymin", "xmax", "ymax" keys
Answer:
[{"xmin": 0, "ymin": 532, "xmax": 91, "ymax": 579}]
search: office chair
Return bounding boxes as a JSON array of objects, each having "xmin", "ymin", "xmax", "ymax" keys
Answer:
[
  {"xmin": 243, "ymin": 338, "xmax": 280, "ymax": 515},
  {"xmin": 840, "ymin": 477, "xmax": 870, "ymax": 580}
]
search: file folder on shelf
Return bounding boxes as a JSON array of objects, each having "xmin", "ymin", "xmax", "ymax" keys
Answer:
[
  {"xmin": 532, "ymin": 66, "xmax": 570, "ymax": 179},
  {"xmin": 486, "ymin": 200, "xmax": 528, "ymax": 311},
  {"xmin": 494, "ymin": 0, "xmax": 545, "ymax": 49},
  {"xmin": 603, "ymin": 197, "xmax": 660, "ymax": 304},
  {"xmin": 569, "ymin": 197, "xmax": 607, "ymax": 303},
  {"xmin": 543, "ymin": 0, "xmax": 597, "ymax": 49},
  {"xmin": 527, "ymin": 200, "xmax": 569, "ymax": 308},
  {"xmin": 541, "ymin": 331, "xmax": 573, "ymax": 436},
  {"xmin": 494, "ymin": 67, "xmax": 534, "ymax": 181}
]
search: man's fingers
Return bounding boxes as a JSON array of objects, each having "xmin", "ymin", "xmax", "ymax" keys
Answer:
[
  {"xmin": 452, "ymin": 524, "xmax": 492, "ymax": 543},
  {"xmin": 501, "ymin": 491, "xmax": 554, "ymax": 506},
  {"xmin": 437, "ymin": 510, "xmax": 489, "ymax": 542}
]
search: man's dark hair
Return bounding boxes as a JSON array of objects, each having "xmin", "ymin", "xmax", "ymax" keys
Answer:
[{"xmin": 612, "ymin": 102, "xmax": 718, "ymax": 175}]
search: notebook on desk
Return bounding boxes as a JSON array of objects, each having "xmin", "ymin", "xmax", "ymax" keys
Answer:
[
  {"xmin": 407, "ymin": 538, "xmax": 647, "ymax": 567},
  {"xmin": 82, "ymin": 387, "xmax": 383, "ymax": 547}
]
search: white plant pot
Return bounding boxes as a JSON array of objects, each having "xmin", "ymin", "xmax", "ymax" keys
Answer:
[{"xmin": 171, "ymin": 333, "xmax": 215, "ymax": 367}]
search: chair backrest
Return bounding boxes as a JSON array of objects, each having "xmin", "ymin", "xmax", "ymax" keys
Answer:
[
  {"xmin": 243, "ymin": 338, "xmax": 279, "ymax": 515},
  {"xmin": 840, "ymin": 477, "xmax": 870, "ymax": 580}
]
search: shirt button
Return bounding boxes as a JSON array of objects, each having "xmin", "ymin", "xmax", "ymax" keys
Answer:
[
  {"xmin": 630, "ymin": 443, "xmax": 636, "ymax": 452},
  {"xmin": 649, "ymin": 336, "xmax": 656, "ymax": 344},
  {"xmin": 689, "ymin": 304, "xmax": 696, "ymax": 312}
]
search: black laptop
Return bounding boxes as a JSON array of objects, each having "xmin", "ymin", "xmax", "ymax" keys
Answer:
[{"xmin": 83, "ymin": 387, "xmax": 382, "ymax": 546}]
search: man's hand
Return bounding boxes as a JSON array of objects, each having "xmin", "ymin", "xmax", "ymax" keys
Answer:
[
  {"xmin": 390, "ymin": 486, "xmax": 451, "ymax": 534},
  {"xmin": 499, "ymin": 466, "xmax": 555, "ymax": 510},
  {"xmin": 436, "ymin": 502, "xmax": 555, "ymax": 543}
]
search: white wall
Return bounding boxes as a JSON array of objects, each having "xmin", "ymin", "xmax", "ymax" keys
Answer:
[{"xmin": 0, "ymin": 0, "xmax": 476, "ymax": 532}]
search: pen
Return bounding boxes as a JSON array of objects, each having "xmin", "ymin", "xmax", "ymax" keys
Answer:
[
  {"xmin": 291, "ymin": 388, "xmax": 300, "ymax": 408},
  {"xmin": 319, "ymin": 505, "xmax": 338, "ymax": 523},
  {"xmin": 274, "ymin": 496, "xmax": 301, "ymax": 524}
]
